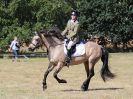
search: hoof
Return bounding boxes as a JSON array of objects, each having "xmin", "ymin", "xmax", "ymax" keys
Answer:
[
  {"xmin": 81, "ymin": 84, "xmax": 88, "ymax": 91},
  {"xmin": 43, "ymin": 84, "xmax": 47, "ymax": 91},
  {"xmin": 59, "ymin": 79, "xmax": 67, "ymax": 83}
]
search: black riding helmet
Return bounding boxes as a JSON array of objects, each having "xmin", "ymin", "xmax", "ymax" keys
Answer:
[{"xmin": 71, "ymin": 10, "xmax": 79, "ymax": 16}]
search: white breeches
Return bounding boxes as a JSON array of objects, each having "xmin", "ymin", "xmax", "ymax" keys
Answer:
[{"xmin": 67, "ymin": 41, "xmax": 76, "ymax": 50}]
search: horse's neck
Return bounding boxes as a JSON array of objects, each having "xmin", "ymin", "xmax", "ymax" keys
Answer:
[
  {"xmin": 42, "ymin": 36, "xmax": 63, "ymax": 50},
  {"xmin": 48, "ymin": 41, "xmax": 64, "ymax": 62},
  {"xmin": 45, "ymin": 36, "xmax": 64, "ymax": 61},
  {"xmin": 51, "ymin": 36, "xmax": 63, "ymax": 44},
  {"xmin": 40, "ymin": 35, "xmax": 51, "ymax": 49}
]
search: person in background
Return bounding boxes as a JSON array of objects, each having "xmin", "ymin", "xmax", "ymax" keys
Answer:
[{"xmin": 10, "ymin": 36, "xmax": 20, "ymax": 61}]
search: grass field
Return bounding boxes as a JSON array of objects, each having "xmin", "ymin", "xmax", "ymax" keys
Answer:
[{"xmin": 0, "ymin": 53, "xmax": 133, "ymax": 99}]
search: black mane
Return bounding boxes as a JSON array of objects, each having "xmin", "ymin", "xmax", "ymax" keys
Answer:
[
  {"xmin": 48, "ymin": 26, "xmax": 64, "ymax": 41},
  {"xmin": 38, "ymin": 26, "xmax": 64, "ymax": 41}
]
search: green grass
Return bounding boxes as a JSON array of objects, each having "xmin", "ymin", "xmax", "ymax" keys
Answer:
[{"xmin": 0, "ymin": 53, "xmax": 133, "ymax": 99}]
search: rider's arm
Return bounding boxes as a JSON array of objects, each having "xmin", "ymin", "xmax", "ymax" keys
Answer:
[
  {"xmin": 62, "ymin": 21, "xmax": 69, "ymax": 36},
  {"xmin": 10, "ymin": 41, "xmax": 14, "ymax": 49}
]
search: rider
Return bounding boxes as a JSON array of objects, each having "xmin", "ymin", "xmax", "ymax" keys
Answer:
[{"xmin": 62, "ymin": 10, "xmax": 80, "ymax": 64}]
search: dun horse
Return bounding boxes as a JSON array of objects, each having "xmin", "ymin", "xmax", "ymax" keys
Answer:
[{"xmin": 29, "ymin": 28, "xmax": 115, "ymax": 91}]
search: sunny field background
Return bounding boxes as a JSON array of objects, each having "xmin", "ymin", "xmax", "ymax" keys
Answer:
[{"xmin": 0, "ymin": 53, "xmax": 133, "ymax": 99}]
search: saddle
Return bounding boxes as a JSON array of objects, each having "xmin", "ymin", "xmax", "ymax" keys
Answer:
[{"xmin": 64, "ymin": 39, "xmax": 85, "ymax": 57}]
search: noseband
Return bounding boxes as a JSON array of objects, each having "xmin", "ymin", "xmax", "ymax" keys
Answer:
[{"xmin": 31, "ymin": 39, "xmax": 42, "ymax": 49}]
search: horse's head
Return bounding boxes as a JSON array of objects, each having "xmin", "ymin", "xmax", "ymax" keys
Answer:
[
  {"xmin": 29, "ymin": 26, "xmax": 64, "ymax": 51},
  {"xmin": 28, "ymin": 35, "xmax": 42, "ymax": 51}
]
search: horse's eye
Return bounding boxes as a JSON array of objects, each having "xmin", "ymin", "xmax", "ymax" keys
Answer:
[{"xmin": 36, "ymin": 39, "xmax": 39, "ymax": 42}]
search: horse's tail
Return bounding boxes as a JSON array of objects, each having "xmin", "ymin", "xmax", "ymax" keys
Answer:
[{"xmin": 100, "ymin": 47, "xmax": 115, "ymax": 82}]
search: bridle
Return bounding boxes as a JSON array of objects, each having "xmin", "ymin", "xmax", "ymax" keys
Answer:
[
  {"xmin": 31, "ymin": 38, "xmax": 42, "ymax": 49},
  {"xmin": 31, "ymin": 42, "xmax": 37, "ymax": 47}
]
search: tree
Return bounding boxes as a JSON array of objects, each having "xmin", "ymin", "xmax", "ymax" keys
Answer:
[
  {"xmin": 0, "ymin": 0, "xmax": 133, "ymax": 51},
  {"xmin": 77, "ymin": 0, "xmax": 133, "ymax": 49},
  {"xmin": 0, "ymin": 0, "xmax": 71, "ymax": 50}
]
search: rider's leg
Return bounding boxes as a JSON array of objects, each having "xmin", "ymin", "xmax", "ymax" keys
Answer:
[
  {"xmin": 66, "ymin": 40, "xmax": 76, "ymax": 64},
  {"xmin": 67, "ymin": 40, "xmax": 75, "ymax": 50}
]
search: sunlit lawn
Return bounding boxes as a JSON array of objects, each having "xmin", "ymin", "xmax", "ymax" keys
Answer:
[{"xmin": 0, "ymin": 53, "xmax": 133, "ymax": 99}]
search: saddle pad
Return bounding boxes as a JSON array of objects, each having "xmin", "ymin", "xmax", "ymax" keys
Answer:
[{"xmin": 64, "ymin": 41, "xmax": 85, "ymax": 57}]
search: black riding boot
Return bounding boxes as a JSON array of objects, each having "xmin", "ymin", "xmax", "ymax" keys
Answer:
[{"xmin": 65, "ymin": 49, "xmax": 72, "ymax": 66}]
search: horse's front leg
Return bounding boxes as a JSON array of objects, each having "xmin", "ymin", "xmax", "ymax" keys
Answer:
[
  {"xmin": 53, "ymin": 62, "xmax": 67, "ymax": 83},
  {"xmin": 42, "ymin": 63, "xmax": 54, "ymax": 91}
]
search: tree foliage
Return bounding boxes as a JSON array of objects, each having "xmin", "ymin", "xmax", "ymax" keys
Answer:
[
  {"xmin": 77, "ymin": 0, "xmax": 133, "ymax": 43},
  {"xmin": 0, "ymin": 0, "xmax": 71, "ymax": 49},
  {"xmin": 0, "ymin": 0, "xmax": 133, "ymax": 50}
]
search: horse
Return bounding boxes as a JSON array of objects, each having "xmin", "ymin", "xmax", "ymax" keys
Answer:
[{"xmin": 28, "ymin": 28, "xmax": 115, "ymax": 91}]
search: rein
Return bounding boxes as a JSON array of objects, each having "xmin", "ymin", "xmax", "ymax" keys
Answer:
[
  {"xmin": 31, "ymin": 39, "xmax": 42, "ymax": 49},
  {"xmin": 31, "ymin": 42, "xmax": 37, "ymax": 47}
]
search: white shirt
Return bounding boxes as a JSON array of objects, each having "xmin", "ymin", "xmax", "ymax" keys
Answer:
[{"xmin": 10, "ymin": 40, "xmax": 19, "ymax": 50}]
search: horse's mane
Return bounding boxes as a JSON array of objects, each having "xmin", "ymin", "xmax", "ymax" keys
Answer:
[
  {"xmin": 38, "ymin": 26, "xmax": 64, "ymax": 41},
  {"xmin": 48, "ymin": 26, "xmax": 64, "ymax": 41}
]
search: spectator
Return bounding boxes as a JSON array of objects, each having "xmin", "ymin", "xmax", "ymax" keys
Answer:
[{"xmin": 10, "ymin": 37, "xmax": 20, "ymax": 61}]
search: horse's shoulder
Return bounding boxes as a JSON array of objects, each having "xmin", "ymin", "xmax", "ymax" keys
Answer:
[
  {"xmin": 85, "ymin": 41, "xmax": 100, "ymax": 47},
  {"xmin": 85, "ymin": 41, "xmax": 95, "ymax": 44}
]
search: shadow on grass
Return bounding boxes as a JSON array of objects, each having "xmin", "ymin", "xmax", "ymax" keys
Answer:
[{"xmin": 61, "ymin": 87, "xmax": 124, "ymax": 92}]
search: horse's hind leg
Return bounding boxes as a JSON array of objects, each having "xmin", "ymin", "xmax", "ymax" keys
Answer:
[
  {"xmin": 53, "ymin": 62, "xmax": 67, "ymax": 83},
  {"xmin": 81, "ymin": 60, "xmax": 95, "ymax": 91},
  {"xmin": 42, "ymin": 63, "xmax": 54, "ymax": 91}
]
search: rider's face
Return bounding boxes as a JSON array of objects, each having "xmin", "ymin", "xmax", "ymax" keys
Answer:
[{"xmin": 71, "ymin": 15, "xmax": 77, "ymax": 20}]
